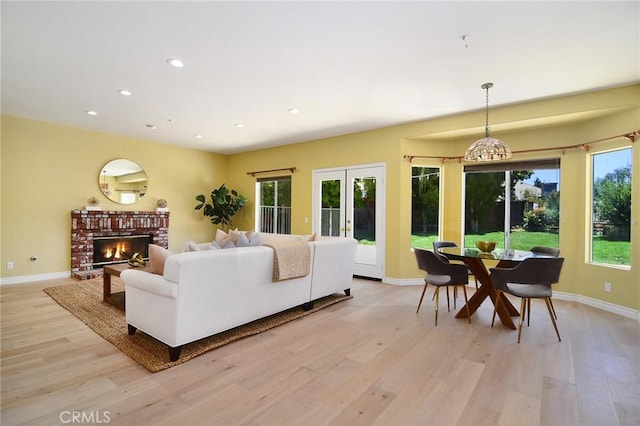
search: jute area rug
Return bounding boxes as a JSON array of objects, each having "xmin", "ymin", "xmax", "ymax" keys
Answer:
[{"xmin": 44, "ymin": 278, "xmax": 352, "ymax": 373}]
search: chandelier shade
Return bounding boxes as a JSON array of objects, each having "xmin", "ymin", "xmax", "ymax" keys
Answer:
[
  {"xmin": 464, "ymin": 82, "xmax": 512, "ymax": 162},
  {"xmin": 464, "ymin": 137, "xmax": 512, "ymax": 161}
]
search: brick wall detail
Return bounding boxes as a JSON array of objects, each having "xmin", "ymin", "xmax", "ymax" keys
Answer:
[{"xmin": 70, "ymin": 210, "xmax": 169, "ymax": 273}]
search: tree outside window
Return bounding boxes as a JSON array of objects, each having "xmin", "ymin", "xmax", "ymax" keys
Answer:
[
  {"xmin": 591, "ymin": 148, "xmax": 632, "ymax": 266},
  {"xmin": 463, "ymin": 160, "xmax": 560, "ymax": 251},
  {"xmin": 411, "ymin": 166, "xmax": 440, "ymax": 249}
]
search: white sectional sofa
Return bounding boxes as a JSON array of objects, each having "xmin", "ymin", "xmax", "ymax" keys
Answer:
[{"xmin": 120, "ymin": 234, "xmax": 357, "ymax": 361}]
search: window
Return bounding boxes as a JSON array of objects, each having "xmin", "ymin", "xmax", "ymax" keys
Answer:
[
  {"xmin": 255, "ymin": 177, "xmax": 291, "ymax": 234},
  {"xmin": 120, "ymin": 192, "xmax": 136, "ymax": 204},
  {"xmin": 590, "ymin": 148, "xmax": 632, "ymax": 266},
  {"xmin": 463, "ymin": 159, "xmax": 561, "ymax": 251},
  {"xmin": 411, "ymin": 166, "xmax": 440, "ymax": 249}
]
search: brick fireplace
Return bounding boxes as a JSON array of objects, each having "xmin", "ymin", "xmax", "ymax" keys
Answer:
[{"xmin": 71, "ymin": 210, "xmax": 169, "ymax": 279}]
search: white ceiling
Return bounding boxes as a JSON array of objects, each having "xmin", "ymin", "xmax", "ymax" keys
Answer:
[{"xmin": 2, "ymin": 1, "xmax": 639, "ymax": 154}]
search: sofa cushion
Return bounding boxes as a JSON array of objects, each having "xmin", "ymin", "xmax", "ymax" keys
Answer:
[{"xmin": 148, "ymin": 244, "xmax": 173, "ymax": 275}]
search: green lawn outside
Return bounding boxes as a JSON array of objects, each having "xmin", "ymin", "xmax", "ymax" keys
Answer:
[{"xmin": 410, "ymin": 231, "xmax": 630, "ymax": 265}]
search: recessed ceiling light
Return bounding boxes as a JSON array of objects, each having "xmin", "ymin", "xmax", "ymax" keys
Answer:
[
  {"xmin": 145, "ymin": 124, "xmax": 157, "ymax": 129},
  {"xmin": 86, "ymin": 110, "xmax": 98, "ymax": 116},
  {"xmin": 288, "ymin": 108, "xmax": 300, "ymax": 114},
  {"xmin": 167, "ymin": 58, "xmax": 185, "ymax": 68},
  {"xmin": 194, "ymin": 134, "xmax": 203, "ymax": 139},
  {"xmin": 234, "ymin": 123, "xmax": 245, "ymax": 128},
  {"xmin": 117, "ymin": 89, "xmax": 133, "ymax": 96}
]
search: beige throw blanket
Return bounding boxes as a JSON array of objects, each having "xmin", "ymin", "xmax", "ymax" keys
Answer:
[{"xmin": 265, "ymin": 241, "xmax": 311, "ymax": 281}]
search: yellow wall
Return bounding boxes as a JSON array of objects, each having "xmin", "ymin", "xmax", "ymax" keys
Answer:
[
  {"xmin": 2, "ymin": 85, "xmax": 638, "ymax": 312},
  {"xmin": 1, "ymin": 116, "xmax": 227, "ymax": 277},
  {"xmin": 226, "ymin": 85, "xmax": 639, "ymax": 310}
]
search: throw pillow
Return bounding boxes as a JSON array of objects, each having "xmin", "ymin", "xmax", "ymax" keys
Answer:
[
  {"xmin": 300, "ymin": 233, "xmax": 317, "ymax": 242},
  {"xmin": 148, "ymin": 244, "xmax": 173, "ymax": 275},
  {"xmin": 235, "ymin": 232, "xmax": 250, "ymax": 247},
  {"xmin": 245, "ymin": 229, "xmax": 261, "ymax": 246},
  {"xmin": 183, "ymin": 240, "xmax": 201, "ymax": 252},
  {"xmin": 222, "ymin": 240, "xmax": 235, "ymax": 249},
  {"xmin": 214, "ymin": 229, "xmax": 229, "ymax": 246}
]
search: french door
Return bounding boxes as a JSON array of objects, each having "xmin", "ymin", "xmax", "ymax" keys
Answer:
[{"xmin": 312, "ymin": 163, "xmax": 385, "ymax": 279}]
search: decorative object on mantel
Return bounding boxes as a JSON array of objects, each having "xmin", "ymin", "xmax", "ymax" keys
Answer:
[
  {"xmin": 195, "ymin": 183, "xmax": 248, "ymax": 231},
  {"xmin": 155, "ymin": 198, "xmax": 169, "ymax": 212},
  {"xmin": 84, "ymin": 196, "xmax": 102, "ymax": 211},
  {"xmin": 464, "ymin": 82, "xmax": 512, "ymax": 162},
  {"xmin": 128, "ymin": 252, "xmax": 146, "ymax": 267}
]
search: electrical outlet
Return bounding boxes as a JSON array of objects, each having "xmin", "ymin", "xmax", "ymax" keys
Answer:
[
  {"xmin": 604, "ymin": 282, "xmax": 612, "ymax": 293},
  {"xmin": 7, "ymin": 261, "xmax": 14, "ymax": 270}
]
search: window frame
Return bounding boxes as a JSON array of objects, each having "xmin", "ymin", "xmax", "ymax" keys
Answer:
[
  {"xmin": 588, "ymin": 147, "xmax": 632, "ymax": 269},
  {"xmin": 254, "ymin": 176, "xmax": 292, "ymax": 234},
  {"xmin": 410, "ymin": 164, "xmax": 442, "ymax": 249},
  {"xmin": 463, "ymin": 158, "xmax": 561, "ymax": 251}
]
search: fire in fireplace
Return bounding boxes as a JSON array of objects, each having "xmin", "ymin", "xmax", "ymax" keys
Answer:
[{"xmin": 93, "ymin": 235, "xmax": 152, "ymax": 267}]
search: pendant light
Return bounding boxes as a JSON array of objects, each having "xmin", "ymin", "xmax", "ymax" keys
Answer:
[{"xmin": 464, "ymin": 82, "xmax": 512, "ymax": 161}]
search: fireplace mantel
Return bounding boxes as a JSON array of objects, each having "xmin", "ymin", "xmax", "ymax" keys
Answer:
[{"xmin": 71, "ymin": 210, "xmax": 169, "ymax": 279}]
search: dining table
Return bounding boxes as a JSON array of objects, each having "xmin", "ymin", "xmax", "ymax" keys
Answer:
[{"xmin": 436, "ymin": 246, "xmax": 555, "ymax": 329}]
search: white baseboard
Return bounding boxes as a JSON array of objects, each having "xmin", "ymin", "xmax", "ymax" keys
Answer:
[
  {"xmin": 383, "ymin": 276, "xmax": 639, "ymax": 322},
  {"xmin": 0, "ymin": 271, "xmax": 71, "ymax": 286},
  {"xmin": 383, "ymin": 277, "xmax": 423, "ymax": 286},
  {"xmin": 553, "ymin": 291, "xmax": 639, "ymax": 321}
]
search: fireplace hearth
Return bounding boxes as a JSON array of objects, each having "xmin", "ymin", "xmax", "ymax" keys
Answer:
[{"xmin": 71, "ymin": 210, "xmax": 169, "ymax": 279}]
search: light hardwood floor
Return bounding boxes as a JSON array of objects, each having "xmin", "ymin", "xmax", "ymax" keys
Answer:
[{"xmin": 1, "ymin": 277, "xmax": 639, "ymax": 425}]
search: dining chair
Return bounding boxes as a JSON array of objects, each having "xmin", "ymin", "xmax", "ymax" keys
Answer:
[
  {"xmin": 414, "ymin": 247, "xmax": 471, "ymax": 326},
  {"xmin": 432, "ymin": 241, "xmax": 459, "ymax": 309},
  {"xmin": 490, "ymin": 257, "xmax": 564, "ymax": 343},
  {"xmin": 433, "ymin": 241, "xmax": 478, "ymax": 294},
  {"xmin": 530, "ymin": 246, "xmax": 561, "ymax": 321}
]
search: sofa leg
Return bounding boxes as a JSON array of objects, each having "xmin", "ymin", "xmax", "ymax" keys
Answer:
[
  {"xmin": 169, "ymin": 346, "xmax": 183, "ymax": 362},
  {"xmin": 344, "ymin": 288, "xmax": 351, "ymax": 296},
  {"xmin": 127, "ymin": 324, "xmax": 137, "ymax": 335},
  {"xmin": 303, "ymin": 301, "xmax": 314, "ymax": 311}
]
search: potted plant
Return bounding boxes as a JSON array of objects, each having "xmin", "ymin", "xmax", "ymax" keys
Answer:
[{"xmin": 195, "ymin": 184, "xmax": 248, "ymax": 230}]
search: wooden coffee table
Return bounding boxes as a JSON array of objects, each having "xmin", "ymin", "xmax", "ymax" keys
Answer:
[{"xmin": 103, "ymin": 263, "xmax": 150, "ymax": 310}]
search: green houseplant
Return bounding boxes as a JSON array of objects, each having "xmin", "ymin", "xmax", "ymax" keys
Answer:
[{"xmin": 195, "ymin": 184, "xmax": 248, "ymax": 230}]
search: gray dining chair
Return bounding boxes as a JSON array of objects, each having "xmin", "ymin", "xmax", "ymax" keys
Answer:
[
  {"xmin": 490, "ymin": 257, "xmax": 564, "ymax": 343},
  {"xmin": 433, "ymin": 241, "xmax": 477, "ymax": 308},
  {"xmin": 530, "ymin": 246, "xmax": 561, "ymax": 321},
  {"xmin": 432, "ymin": 241, "xmax": 459, "ymax": 310},
  {"xmin": 433, "ymin": 241, "xmax": 476, "ymax": 284},
  {"xmin": 414, "ymin": 248, "xmax": 471, "ymax": 326}
]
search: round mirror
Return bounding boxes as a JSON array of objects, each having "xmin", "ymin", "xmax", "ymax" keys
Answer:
[{"xmin": 99, "ymin": 159, "xmax": 148, "ymax": 204}]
